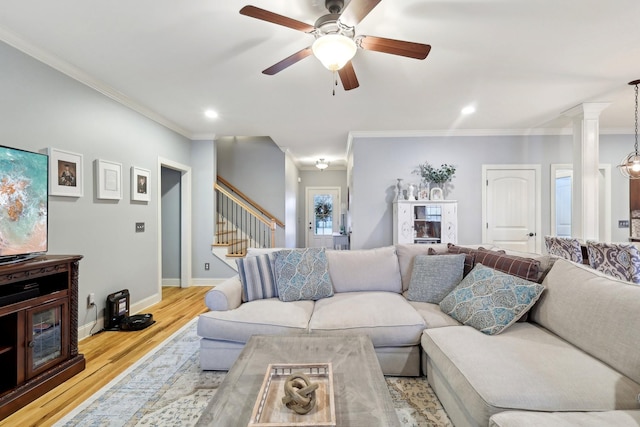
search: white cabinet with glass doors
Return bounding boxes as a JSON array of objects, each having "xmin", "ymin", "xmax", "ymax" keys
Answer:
[{"xmin": 393, "ymin": 200, "xmax": 458, "ymax": 245}]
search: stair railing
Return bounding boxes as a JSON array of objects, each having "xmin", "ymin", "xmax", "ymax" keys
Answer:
[{"xmin": 215, "ymin": 176, "xmax": 284, "ymax": 255}]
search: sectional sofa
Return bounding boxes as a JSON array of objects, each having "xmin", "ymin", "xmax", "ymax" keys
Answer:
[{"xmin": 197, "ymin": 244, "xmax": 640, "ymax": 426}]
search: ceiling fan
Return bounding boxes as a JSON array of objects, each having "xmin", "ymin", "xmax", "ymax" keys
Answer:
[{"xmin": 240, "ymin": 0, "xmax": 431, "ymax": 91}]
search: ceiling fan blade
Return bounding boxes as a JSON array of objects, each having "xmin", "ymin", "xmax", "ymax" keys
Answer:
[
  {"xmin": 338, "ymin": 61, "xmax": 360, "ymax": 91},
  {"xmin": 262, "ymin": 47, "xmax": 313, "ymax": 75},
  {"xmin": 357, "ymin": 35, "xmax": 431, "ymax": 59},
  {"xmin": 240, "ymin": 5, "xmax": 315, "ymax": 33},
  {"xmin": 338, "ymin": 0, "xmax": 382, "ymax": 28}
]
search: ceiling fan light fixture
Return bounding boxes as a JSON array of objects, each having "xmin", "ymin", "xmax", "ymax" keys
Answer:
[
  {"xmin": 316, "ymin": 158, "xmax": 330, "ymax": 170},
  {"xmin": 618, "ymin": 79, "xmax": 640, "ymax": 179},
  {"xmin": 312, "ymin": 34, "xmax": 357, "ymax": 71}
]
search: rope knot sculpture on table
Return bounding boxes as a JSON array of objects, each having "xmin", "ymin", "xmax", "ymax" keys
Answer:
[{"xmin": 282, "ymin": 372, "xmax": 319, "ymax": 415}]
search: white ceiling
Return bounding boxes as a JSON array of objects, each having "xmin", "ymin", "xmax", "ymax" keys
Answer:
[{"xmin": 1, "ymin": 0, "xmax": 640, "ymax": 169}]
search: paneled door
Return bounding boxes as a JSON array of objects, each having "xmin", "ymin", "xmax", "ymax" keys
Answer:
[
  {"xmin": 306, "ymin": 187, "xmax": 340, "ymax": 248},
  {"xmin": 482, "ymin": 165, "xmax": 541, "ymax": 253}
]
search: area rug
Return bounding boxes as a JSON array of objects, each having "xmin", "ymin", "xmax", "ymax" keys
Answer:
[{"xmin": 56, "ymin": 320, "xmax": 452, "ymax": 427}]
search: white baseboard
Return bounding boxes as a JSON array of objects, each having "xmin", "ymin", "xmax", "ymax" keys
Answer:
[
  {"xmin": 162, "ymin": 278, "xmax": 181, "ymax": 287},
  {"xmin": 163, "ymin": 278, "xmax": 226, "ymax": 287},
  {"xmin": 191, "ymin": 278, "xmax": 226, "ymax": 287},
  {"xmin": 78, "ymin": 291, "xmax": 162, "ymax": 341}
]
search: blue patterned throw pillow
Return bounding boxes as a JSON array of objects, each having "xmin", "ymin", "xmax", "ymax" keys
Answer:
[
  {"xmin": 273, "ymin": 248, "xmax": 334, "ymax": 302},
  {"xmin": 439, "ymin": 264, "xmax": 545, "ymax": 335}
]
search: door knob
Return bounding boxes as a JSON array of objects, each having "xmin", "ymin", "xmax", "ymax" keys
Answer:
[{"xmin": 527, "ymin": 232, "xmax": 536, "ymax": 237}]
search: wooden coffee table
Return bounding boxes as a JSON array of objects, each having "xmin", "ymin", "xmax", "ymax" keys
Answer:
[{"xmin": 196, "ymin": 334, "xmax": 400, "ymax": 426}]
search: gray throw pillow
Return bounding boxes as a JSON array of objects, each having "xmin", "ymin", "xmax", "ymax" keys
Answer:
[
  {"xmin": 407, "ymin": 254, "xmax": 465, "ymax": 303},
  {"xmin": 274, "ymin": 248, "xmax": 334, "ymax": 302}
]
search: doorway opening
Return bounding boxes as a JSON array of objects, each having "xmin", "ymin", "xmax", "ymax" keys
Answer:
[
  {"xmin": 550, "ymin": 164, "xmax": 611, "ymax": 242},
  {"xmin": 158, "ymin": 158, "xmax": 192, "ymax": 295},
  {"xmin": 305, "ymin": 187, "xmax": 341, "ymax": 248}
]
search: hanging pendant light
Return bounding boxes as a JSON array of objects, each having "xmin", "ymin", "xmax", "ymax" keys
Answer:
[{"xmin": 618, "ymin": 79, "xmax": 640, "ymax": 179}]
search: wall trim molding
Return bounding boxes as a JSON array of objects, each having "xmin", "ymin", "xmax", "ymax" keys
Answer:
[{"xmin": 348, "ymin": 127, "xmax": 632, "ymax": 140}]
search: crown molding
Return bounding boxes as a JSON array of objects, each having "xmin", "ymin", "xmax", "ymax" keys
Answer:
[
  {"xmin": 348, "ymin": 126, "xmax": 634, "ymax": 140},
  {"xmin": 191, "ymin": 133, "xmax": 217, "ymax": 141},
  {"xmin": 0, "ymin": 26, "xmax": 192, "ymax": 139}
]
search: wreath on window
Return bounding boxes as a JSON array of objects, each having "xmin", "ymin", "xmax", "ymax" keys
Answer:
[{"xmin": 315, "ymin": 200, "xmax": 332, "ymax": 220}]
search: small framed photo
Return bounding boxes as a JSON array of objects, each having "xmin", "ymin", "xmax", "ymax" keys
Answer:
[
  {"xmin": 48, "ymin": 148, "xmax": 84, "ymax": 197},
  {"xmin": 131, "ymin": 166, "xmax": 150, "ymax": 202},
  {"xmin": 430, "ymin": 187, "xmax": 444, "ymax": 201},
  {"xmin": 419, "ymin": 189, "xmax": 430, "ymax": 200},
  {"xmin": 95, "ymin": 159, "xmax": 122, "ymax": 200}
]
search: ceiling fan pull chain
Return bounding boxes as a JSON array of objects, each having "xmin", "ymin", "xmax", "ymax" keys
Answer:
[{"xmin": 332, "ymin": 70, "xmax": 337, "ymax": 96}]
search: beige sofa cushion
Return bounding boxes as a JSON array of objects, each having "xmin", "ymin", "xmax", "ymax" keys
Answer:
[
  {"xmin": 309, "ymin": 292, "xmax": 426, "ymax": 347},
  {"xmin": 326, "ymin": 246, "xmax": 402, "ymax": 293},
  {"xmin": 408, "ymin": 301, "xmax": 461, "ymax": 328},
  {"xmin": 197, "ymin": 298, "xmax": 314, "ymax": 343},
  {"xmin": 423, "ymin": 323, "xmax": 640, "ymax": 426},
  {"xmin": 490, "ymin": 410, "xmax": 640, "ymax": 427},
  {"xmin": 530, "ymin": 258, "xmax": 640, "ymax": 384}
]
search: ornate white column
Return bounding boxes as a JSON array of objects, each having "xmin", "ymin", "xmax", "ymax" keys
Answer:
[{"xmin": 563, "ymin": 103, "xmax": 609, "ymax": 241}]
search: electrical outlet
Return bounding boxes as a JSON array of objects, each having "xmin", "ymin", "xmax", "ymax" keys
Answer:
[
  {"xmin": 135, "ymin": 222, "xmax": 145, "ymax": 232},
  {"xmin": 619, "ymin": 220, "xmax": 630, "ymax": 228},
  {"xmin": 204, "ymin": 263, "xmax": 210, "ymax": 271},
  {"xmin": 88, "ymin": 293, "xmax": 95, "ymax": 307}
]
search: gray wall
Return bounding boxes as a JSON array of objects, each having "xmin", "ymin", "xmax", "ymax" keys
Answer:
[
  {"xmin": 190, "ymin": 140, "xmax": 233, "ymax": 279},
  {"xmin": 216, "ymin": 136, "xmax": 287, "ymax": 246},
  {"xmin": 161, "ymin": 167, "xmax": 181, "ymax": 281},
  {"xmin": 296, "ymin": 169, "xmax": 348, "ymax": 248},
  {"xmin": 0, "ymin": 41, "xmax": 193, "ymax": 331},
  {"xmin": 349, "ymin": 134, "xmax": 631, "ymax": 249}
]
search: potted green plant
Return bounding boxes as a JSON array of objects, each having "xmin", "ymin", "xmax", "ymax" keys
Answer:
[{"xmin": 413, "ymin": 162, "xmax": 456, "ymax": 197}]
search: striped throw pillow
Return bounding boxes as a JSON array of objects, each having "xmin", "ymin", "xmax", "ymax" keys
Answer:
[{"xmin": 236, "ymin": 253, "xmax": 278, "ymax": 302}]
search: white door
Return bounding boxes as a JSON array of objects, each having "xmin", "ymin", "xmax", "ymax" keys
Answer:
[
  {"xmin": 555, "ymin": 173, "xmax": 572, "ymax": 237},
  {"xmin": 306, "ymin": 187, "xmax": 340, "ymax": 248},
  {"xmin": 482, "ymin": 165, "xmax": 540, "ymax": 253}
]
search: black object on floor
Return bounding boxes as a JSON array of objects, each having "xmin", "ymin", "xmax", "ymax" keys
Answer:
[{"xmin": 119, "ymin": 313, "xmax": 155, "ymax": 331}]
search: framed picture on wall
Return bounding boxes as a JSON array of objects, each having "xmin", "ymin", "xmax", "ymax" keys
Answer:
[
  {"xmin": 48, "ymin": 148, "xmax": 84, "ymax": 197},
  {"xmin": 131, "ymin": 166, "xmax": 150, "ymax": 202},
  {"xmin": 95, "ymin": 159, "xmax": 122, "ymax": 200}
]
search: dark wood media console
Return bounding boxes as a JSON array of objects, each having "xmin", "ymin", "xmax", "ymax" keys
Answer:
[{"xmin": 0, "ymin": 255, "xmax": 85, "ymax": 420}]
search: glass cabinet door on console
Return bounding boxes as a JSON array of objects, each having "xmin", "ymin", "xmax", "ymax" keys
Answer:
[
  {"xmin": 393, "ymin": 200, "xmax": 458, "ymax": 245},
  {"xmin": 26, "ymin": 298, "xmax": 69, "ymax": 379}
]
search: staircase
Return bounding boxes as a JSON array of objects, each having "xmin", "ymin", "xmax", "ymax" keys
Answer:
[{"xmin": 212, "ymin": 176, "xmax": 284, "ymax": 269}]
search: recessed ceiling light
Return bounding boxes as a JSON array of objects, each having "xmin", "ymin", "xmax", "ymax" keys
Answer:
[
  {"xmin": 204, "ymin": 109, "xmax": 218, "ymax": 119},
  {"xmin": 461, "ymin": 105, "xmax": 476, "ymax": 115}
]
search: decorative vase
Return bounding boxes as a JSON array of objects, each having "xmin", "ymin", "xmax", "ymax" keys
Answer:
[
  {"xmin": 395, "ymin": 178, "xmax": 403, "ymax": 201},
  {"xmin": 407, "ymin": 183, "xmax": 415, "ymax": 200}
]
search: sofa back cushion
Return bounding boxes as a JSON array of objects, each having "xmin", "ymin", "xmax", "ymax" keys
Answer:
[
  {"xmin": 530, "ymin": 258, "xmax": 640, "ymax": 384},
  {"xmin": 326, "ymin": 246, "xmax": 402, "ymax": 293}
]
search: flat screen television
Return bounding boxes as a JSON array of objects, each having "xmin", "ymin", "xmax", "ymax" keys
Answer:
[{"xmin": 0, "ymin": 145, "xmax": 48, "ymax": 264}]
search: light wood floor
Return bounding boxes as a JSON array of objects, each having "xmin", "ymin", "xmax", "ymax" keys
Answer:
[{"xmin": 1, "ymin": 286, "xmax": 212, "ymax": 427}]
